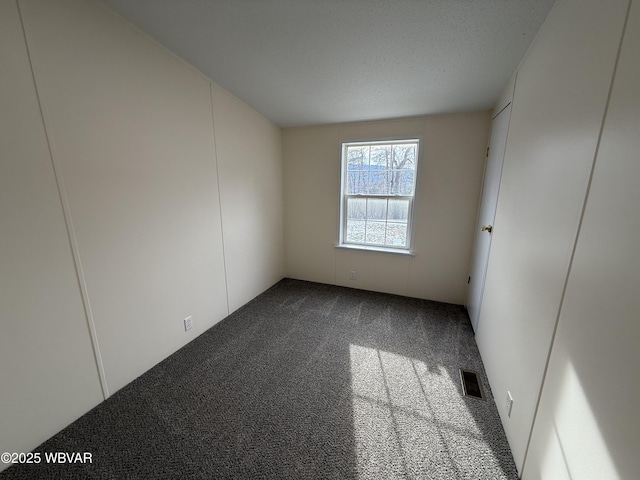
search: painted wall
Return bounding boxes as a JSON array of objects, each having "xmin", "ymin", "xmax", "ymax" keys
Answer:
[
  {"xmin": 0, "ymin": 0, "xmax": 284, "ymax": 469},
  {"xmin": 283, "ymin": 112, "xmax": 490, "ymax": 305},
  {"xmin": 474, "ymin": 0, "xmax": 630, "ymax": 474},
  {"xmin": 523, "ymin": 1, "xmax": 640, "ymax": 478},
  {"xmin": 0, "ymin": 0, "xmax": 104, "ymax": 460},
  {"xmin": 212, "ymin": 84, "xmax": 284, "ymax": 314}
]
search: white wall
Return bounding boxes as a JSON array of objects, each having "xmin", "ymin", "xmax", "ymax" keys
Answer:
[
  {"xmin": 0, "ymin": 0, "xmax": 283, "ymax": 469},
  {"xmin": 474, "ymin": 0, "xmax": 630, "ymax": 474},
  {"xmin": 20, "ymin": 0, "xmax": 229, "ymax": 395},
  {"xmin": 283, "ymin": 112, "xmax": 490, "ymax": 304},
  {"xmin": 0, "ymin": 0, "xmax": 104, "ymax": 460},
  {"xmin": 523, "ymin": 1, "xmax": 640, "ymax": 477},
  {"xmin": 212, "ymin": 84, "xmax": 284, "ymax": 314}
]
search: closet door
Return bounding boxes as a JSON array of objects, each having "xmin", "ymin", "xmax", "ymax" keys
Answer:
[{"xmin": 467, "ymin": 103, "xmax": 511, "ymax": 332}]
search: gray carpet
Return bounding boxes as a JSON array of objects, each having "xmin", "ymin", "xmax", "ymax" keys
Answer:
[{"xmin": 1, "ymin": 279, "xmax": 518, "ymax": 479}]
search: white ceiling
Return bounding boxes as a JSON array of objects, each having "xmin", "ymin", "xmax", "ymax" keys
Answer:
[{"xmin": 101, "ymin": 0, "xmax": 556, "ymax": 127}]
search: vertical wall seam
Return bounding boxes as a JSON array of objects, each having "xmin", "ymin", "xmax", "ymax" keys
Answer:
[
  {"xmin": 520, "ymin": 0, "xmax": 633, "ymax": 473},
  {"xmin": 334, "ymin": 128, "xmax": 340, "ymax": 286},
  {"xmin": 209, "ymin": 82, "xmax": 231, "ymax": 316},
  {"xmin": 280, "ymin": 128, "xmax": 286, "ymax": 278},
  {"xmin": 16, "ymin": 0, "xmax": 109, "ymax": 399},
  {"xmin": 406, "ymin": 255, "xmax": 412, "ymax": 298}
]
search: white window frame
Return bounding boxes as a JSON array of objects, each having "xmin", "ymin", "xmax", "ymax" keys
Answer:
[{"xmin": 338, "ymin": 138, "xmax": 420, "ymax": 254}]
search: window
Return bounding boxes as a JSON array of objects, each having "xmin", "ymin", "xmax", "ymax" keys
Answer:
[{"xmin": 339, "ymin": 139, "xmax": 419, "ymax": 251}]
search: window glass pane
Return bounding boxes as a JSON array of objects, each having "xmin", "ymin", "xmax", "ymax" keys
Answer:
[
  {"xmin": 346, "ymin": 220, "xmax": 365, "ymax": 243},
  {"xmin": 367, "ymin": 170, "xmax": 388, "ymax": 194},
  {"xmin": 388, "ymin": 199, "xmax": 409, "ymax": 221},
  {"xmin": 396, "ymin": 170, "xmax": 415, "ymax": 195},
  {"xmin": 347, "ymin": 146, "xmax": 368, "ymax": 171},
  {"xmin": 392, "ymin": 144, "xmax": 417, "ymax": 170},
  {"xmin": 389, "ymin": 170, "xmax": 402, "ymax": 195},
  {"xmin": 370, "ymin": 145, "xmax": 391, "ymax": 193},
  {"xmin": 347, "ymin": 171, "xmax": 368, "ymax": 194},
  {"xmin": 347, "ymin": 198, "xmax": 366, "ymax": 219},
  {"xmin": 366, "ymin": 198, "xmax": 387, "ymax": 220},
  {"xmin": 365, "ymin": 221, "xmax": 386, "ymax": 244},
  {"xmin": 370, "ymin": 146, "xmax": 390, "ymax": 168},
  {"xmin": 386, "ymin": 223, "xmax": 407, "ymax": 246}
]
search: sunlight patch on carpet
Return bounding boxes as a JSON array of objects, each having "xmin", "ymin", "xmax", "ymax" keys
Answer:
[{"xmin": 350, "ymin": 344, "xmax": 507, "ymax": 478}]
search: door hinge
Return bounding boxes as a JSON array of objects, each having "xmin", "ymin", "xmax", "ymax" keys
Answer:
[
  {"xmin": 468, "ymin": 276, "xmax": 471, "ymax": 284},
  {"xmin": 486, "ymin": 147, "xmax": 490, "ymax": 157}
]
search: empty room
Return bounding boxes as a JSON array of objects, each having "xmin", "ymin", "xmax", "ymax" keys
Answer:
[{"xmin": 1, "ymin": 0, "xmax": 638, "ymax": 478}]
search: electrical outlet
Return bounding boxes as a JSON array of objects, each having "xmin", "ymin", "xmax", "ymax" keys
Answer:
[
  {"xmin": 506, "ymin": 391, "xmax": 514, "ymax": 417},
  {"xmin": 350, "ymin": 270, "xmax": 356, "ymax": 280},
  {"xmin": 184, "ymin": 315, "xmax": 193, "ymax": 331}
]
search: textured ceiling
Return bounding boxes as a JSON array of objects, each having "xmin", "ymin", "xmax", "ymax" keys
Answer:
[{"xmin": 101, "ymin": 0, "xmax": 556, "ymax": 127}]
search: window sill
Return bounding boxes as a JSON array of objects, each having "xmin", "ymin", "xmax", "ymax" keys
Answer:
[{"xmin": 335, "ymin": 244, "xmax": 415, "ymax": 256}]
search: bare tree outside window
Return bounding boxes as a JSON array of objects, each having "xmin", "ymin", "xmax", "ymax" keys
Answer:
[{"xmin": 340, "ymin": 139, "xmax": 419, "ymax": 250}]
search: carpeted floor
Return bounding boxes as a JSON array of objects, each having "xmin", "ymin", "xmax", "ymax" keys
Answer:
[{"xmin": 1, "ymin": 279, "xmax": 518, "ymax": 479}]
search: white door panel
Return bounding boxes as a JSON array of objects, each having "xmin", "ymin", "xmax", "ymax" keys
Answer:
[{"xmin": 467, "ymin": 103, "xmax": 511, "ymax": 332}]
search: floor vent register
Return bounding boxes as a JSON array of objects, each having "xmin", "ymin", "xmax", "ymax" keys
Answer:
[{"xmin": 459, "ymin": 369, "xmax": 486, "ymax": 400}]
